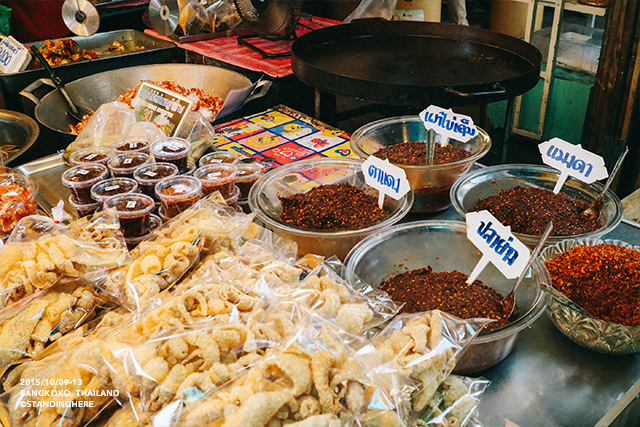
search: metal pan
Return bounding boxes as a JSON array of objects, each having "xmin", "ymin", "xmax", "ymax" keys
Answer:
[
  {"xmin": 0, "ymin": 110, "xmax": 39, "ymax": 164},
  {"xmin": 291, "ymin": 20, "xmax": 542, "ymax": 107},
  {"xmin": 0, "ymin": 29, "xmax": 181, "ymax": 112},
  {"xmin": 20, "ymin": 63, "xmax": 272, "ymax": 144}
]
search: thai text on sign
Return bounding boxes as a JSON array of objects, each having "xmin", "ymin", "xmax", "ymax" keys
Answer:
[{"xmin": 419, "ymin": 105, "xmax": 477, "ymax": 142}]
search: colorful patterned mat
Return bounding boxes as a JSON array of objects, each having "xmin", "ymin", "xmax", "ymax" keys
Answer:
[{"xmin": 212, "ymin": 105, "xmax": 357, "ymax": 169}]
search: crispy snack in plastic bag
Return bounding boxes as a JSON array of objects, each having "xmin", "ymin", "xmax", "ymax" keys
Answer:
[
  {"xmin": 103, "ymin": 200, "xmax": 253, "ymax": 311},
  {"xmin": 0, "ymin": 213, "xmax": 127, "ymax": 309}
]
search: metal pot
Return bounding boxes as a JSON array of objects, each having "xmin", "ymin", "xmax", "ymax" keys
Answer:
[
  {"xmin": 0, "ymin": 110, "xmax": 40, "ymax": 164},
  {"xmin": 20, "ymin": 63, "xmax": 272, "ymax": 144}
]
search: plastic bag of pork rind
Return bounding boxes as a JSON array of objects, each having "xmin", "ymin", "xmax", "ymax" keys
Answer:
[
  {"xmin": 102, "ymin": 199, "xmax": 254, "ymax": 313},
  {"xmin": 417, "ymin": 375, "xmax": 489, "ymax": 427},
  {"xmin": 169, "ymin": 313, "xmax": 417, "ymax": 427},
  {"xmin": 371, "ymin": 311, "xmax": 490, "ymax": 417}
]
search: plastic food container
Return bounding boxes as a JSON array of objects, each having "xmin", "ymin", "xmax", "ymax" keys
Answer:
[
  {"xmin": 133, "ymin": 162, "xmax": 179, "ymax": 199},
  {"xmin": 107, "ymin": 152, "xmax": 151, "ymax": 178},
  {"xmin": 124, "ymin": 214, "xmax": 162, "ymax": 250},
  {"xmin": 248, "ymin": 157, "xmax": 413, "ymax": 260},
  {"xmin": 345, "ymin": 220, "xmax": 546, "ymax": 374},
  {"xmin": 69, "ymin": 146, "xmax": 114, "ymax": 166},
  {"xmin": 0, "ymin": 171, "xmax": 38, "ymax": 234},
  {"xmin": 198, "ymin": 151, "xmax": 240, "ymax": 167},
  {"xmin": 90, "ymin": 177, "xmax": 139, "ymax": 207},
  {"xmin": 350, "ymin": 115, "xmax": 491, "ymax": 213},
  {"xmin": 194, "ymin": 163, "xmax": 238, "ymax": 198},
  {"xmin": 155, "ymin": 175, "xmax": 202, "ymax": 218},
  {"xmin": 182, "ymin": 160, "xmax": 196, "ymax": 176},
  {"xmin": 450, "ymin": 164, "xmax": 623, "ymax": 248},
  {"xmin": 68, "ymin": 195, "xmax": 98, "ymax": 218},
  {"xmin": 150, "ymin": 137, "xmax": 191, "ymax": 173},
  {"xmin": 224, "ymin": 185, "xmax": 240, "ymax": 210},
  {"xmin": 535, "ymin": 238, "xmax": 640, "ymax": 354},
  {"xmin": 103, "ymin": 193, "xmax": 155, "ymax": 238},
  {"xmin": 113, "ymin": 136, "xmax": 151, "ymax": 154},
  {"xmin": 235, "ymin": 162, "xmax": 263, "ymax": 200},
  {"xmin": 62, "ymin": 163, "xmax": 109, "ymax": 204}
]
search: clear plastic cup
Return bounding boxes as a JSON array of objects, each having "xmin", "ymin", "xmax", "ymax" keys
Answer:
[
  {"xmin": 62, "ymin": 163, "xmax": 109, "ymax": 205},
  {"xmin": 103, "ymin": 193, "xmax": 155, "ymax": 238},
  {"xmin": 90, "ymin": 177, "xmax": 139, "ymax": 208},
  {"xmin": 68, "ymin": 195, "xmax": 98, "ymax": 218},
  {"xmin": 182, "ymin": 160, "xmax": 196, "ymax": 176},
  {"xmin": 124, "ymin": 214, "xmax": 162, "ymax": 250},
  {"xmin": 69, "ymin": 146, "xmax": 114, "ymax": 166},
  {"xmin": 113, "ymin": 136, "xmax": 151, "ymax": 154},
  {"xmin": 198, "ymin": 151, "xmax": 239, "ymax": 167},
  {"xmin": 150, "ymin": 137, "xmax": 191, "ymax": 173},
  {"xmin": 235, "ymin": 162, "xmax": 262, "ymax": 200},
  {"xmin": 133, "ymin": 162, "xmax": 179, "ymax": 199},
  {"xmin": 224, "ymin": 185, "xmax": 241, "ymax": 210},
  {"xmin": 155, "ymin": 175, "xmax": 202, "ymax": 218},
  {"xmin": 194, "ymin": 163, "xmax": 238, "ymax": 198},
  {"xmin": 107, "ymin": 153, "xmax": 152, "ymax": 178}
]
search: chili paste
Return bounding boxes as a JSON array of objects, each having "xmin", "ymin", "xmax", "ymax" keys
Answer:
[{"xmin": 374, "ymin": 141, "xmax": 471, "ymax": 165}]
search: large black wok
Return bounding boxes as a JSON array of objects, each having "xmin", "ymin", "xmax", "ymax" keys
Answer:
[
  {"xmin": 292, "ymin": 20, "xmax": 542, "ymax": 108},
  {"xmin": 20, "ymin": 63, "xmax": 271, "ymax": 144}
]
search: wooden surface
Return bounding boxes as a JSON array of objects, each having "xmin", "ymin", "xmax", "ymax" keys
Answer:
[{"xmin": 622, "ymin": 187, "xmax": 640, "ymax": 223}]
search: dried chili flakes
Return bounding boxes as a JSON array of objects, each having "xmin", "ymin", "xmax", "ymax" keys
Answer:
[
  {"xmin": 545, "ymin": 244, "xmax": 640, "ymax": 325},
  {"xmin": 279, "ymin": 183, "xmax": 389, "ymax": 231},
  {"xmin": 373, "ymin": 141, "xmax": 471, "ymax": 165},
  {"xmin": 471, "ymin": 186, "xmax": 601, "ymax": 236},
  {"xmin": 380, "ymin": 266, "xmax": 513, "ymax": 331}
]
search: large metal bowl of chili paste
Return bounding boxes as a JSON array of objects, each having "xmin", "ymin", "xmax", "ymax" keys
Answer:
[
  {"xmin": 248, "ymin": 157, "xmax": 414, "ymax": 260},
  {"xmin": 535, "ymin": 237, "xmax": 640, "ymax": 354},
  {"xmin": 344, "ymin": 220, "xmax": 546, "ymax": 374},
  {"xmin": 350, "ymin": 115, "xmax": 491, "ymax": 213},
  {"xmin": 450, "ymin": 164, "xmax": 623, "ymax": 248}
]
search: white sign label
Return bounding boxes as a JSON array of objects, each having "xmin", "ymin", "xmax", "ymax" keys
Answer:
[
  {"xmin": 539, "ymin": 138, "xmax": 608, "ymax": 193},
  {"xmin": 419, "ymin": 105, "xmax": 478, "ymax": 142},
  {"xmin": 465, "ymin": 211, "xmax": 531, "ymax": 283},
  {"xmin": 362, "ymin": 156, "xmax": 411, "ymax": 207},
  {"xmin": 0, "ymin": 36, "xmax": 31, "ymax": 74}
]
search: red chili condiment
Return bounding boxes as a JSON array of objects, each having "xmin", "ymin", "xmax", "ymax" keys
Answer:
[
  {"xmin": 380, "ymin": 266, "xmax": 513, "ymax": 331},
  {"xmin": 545, "ymin": 244, "xmax": 640, "ymax": 325},
  {"xmin": 279, "ymin": 183, "xmax": 389, "ymax": 231},
  {"xmin": 374, "ymin": 141, "xmax": 471, "ymax": 165},
  {"xmin": 471, "ymin": 186, "xmax": 601, "ymax": 236}
]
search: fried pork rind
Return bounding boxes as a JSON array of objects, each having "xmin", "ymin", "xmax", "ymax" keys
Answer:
[
  {"xmin": 103, "ymin": 200, "xmax": 253, "ymax": 311},
  {"xmin": 175, "ymin": 316, "xmax": 415, "ymax": 427},
  {"xmin": 0, "ymin": 214, "xmax": 127, "ymax": 309},
  {"xmin": 372, "ymin": 311, "xmax": 489, "ymax": 415}
]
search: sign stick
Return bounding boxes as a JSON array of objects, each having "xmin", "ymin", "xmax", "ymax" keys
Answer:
[{"xmin": 377, "ymin": 190, "xmax": 385, "ymax": 209}]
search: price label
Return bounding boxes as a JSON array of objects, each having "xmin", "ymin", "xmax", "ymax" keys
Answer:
[
  {"xmin": 361, "ymin": 156, "xmax": 411, "ymax": 207},
  {"xmin": 465, "ymin": 211, "xmax": 531, "ymax": 283},
  {"xmin": 419, "ymin": 105, "xmax": 478, "ymax": 142},
  {"xmin": 131, "ymin": 82, "xmax": 195, "ymax": 137},
  {"xmin": 539, "ymin": 137, "xmax": 608, "ymax": 193},
  {"xmin": 0, "ymin": 36, "xmax": 31, "ymax": 74}
]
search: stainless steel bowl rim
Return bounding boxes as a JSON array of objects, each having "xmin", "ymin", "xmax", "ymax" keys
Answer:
[
  {"xmin": 0, "ymin": 109, "xmax": 40, "ymax": 164},
  {"xmin": 345, "ymin": 219, "xmax": 547, "ymax": 343},
  {"xmin": 349, "ymin": 115, "xmax": 492, "ymax": 170},
  {"xmin": 449, "ymin": 163, "xmax": 624, "ymax": 241},
  {"xmin": 248, "ymin": 157, "xmax": 414, "ymax": 237}
]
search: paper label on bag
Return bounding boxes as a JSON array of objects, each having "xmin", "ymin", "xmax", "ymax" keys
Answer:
[
  {"xmin": 539, "ymin": 137, "xmax": 608, "ymax": 193},
  {"xmin": 419, "ymin": 105, "xmax": 477, "ymax": 142},
  {"xmin": 132, "ymin": 81, "xmax": 195, "ymax": 137},
  {"xmin": 466, "ymin": 211, "xmax": 530, "ymax": 283},
  {"xmin": 362, "ymin": 156, "xmax": 411, "ymax": 200},
  {"xmin": 0, "ymin": 36, "xmax": 31, "ymax": 74}
]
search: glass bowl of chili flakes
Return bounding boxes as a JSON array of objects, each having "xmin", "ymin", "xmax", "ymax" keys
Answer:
[
  {"xmin": 345, "ymin": 220, "xmax": 547, "ymax": 374},
  {"xmin": 350, "ymin": 115, "xmax": 491, "ymax": 213},
  {"xmin": 248, "ymin": 157, "xmax": 414, "ymax": 260},
  {"xmin": 450, "ymin": 163, "xmax": 623, "ymax": 248},
  {"xmin": 534, "ymin": 237, "xmax": 640, "ymax": 354}
]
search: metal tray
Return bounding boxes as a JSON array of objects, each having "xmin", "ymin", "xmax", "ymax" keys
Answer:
[
  {"xmin": 15, "ymin": 153, "xmax": 76, "ymax": 219},
  {"xmin": 0, "ymin": 29, "xmax": 182, "ymax": 111}
]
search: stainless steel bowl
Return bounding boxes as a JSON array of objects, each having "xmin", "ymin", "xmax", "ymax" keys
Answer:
[
  {"xmin": 248, "ymin": 157, "xmax": 414, "ymax": 260},
  {"xmin": 450, "ymin": 163, "xmax": 623, "ymax": 248},
  {"xmin": 535, "ymin": 237, "xmax": 640, "ymax": 354},
  {"xmin": 345, "ymin": 220, "xmax": 546, "ymax": 374},
  {"xmin": 0, "ymin": 110, "xmax": 39, "ymax": 164}
]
